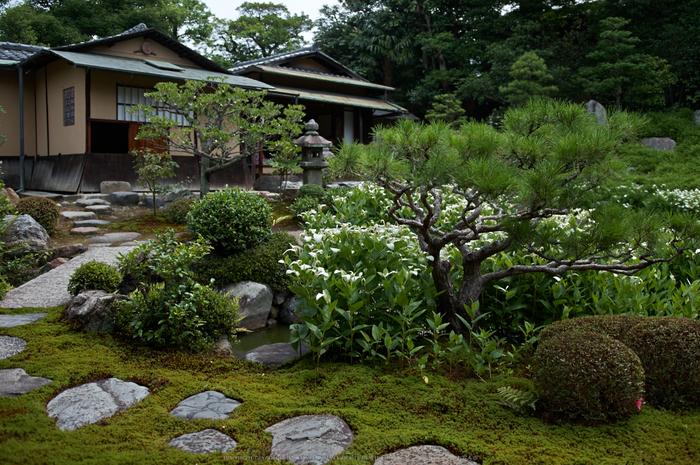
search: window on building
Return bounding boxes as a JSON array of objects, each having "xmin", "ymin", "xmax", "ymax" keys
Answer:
[
  {"xmin": 63, "ymin": 87, "xmax": 75, "ymax": 126},
  {"xmin": 116, "ymin": 84, "xmax": 189, "ymax": 126}
]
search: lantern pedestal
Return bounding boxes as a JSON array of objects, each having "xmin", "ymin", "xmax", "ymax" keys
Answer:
[{"xmin": 294, "ymin": 120, "xmax": 332, "ymax": 187}]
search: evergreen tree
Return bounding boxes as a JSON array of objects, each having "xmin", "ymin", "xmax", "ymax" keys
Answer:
[{"xmin": 500, "ymin": 51, "xmax": 558, "ymax": 105}]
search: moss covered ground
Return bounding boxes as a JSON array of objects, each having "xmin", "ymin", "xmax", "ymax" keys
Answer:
[{"xmin": 1, "ymin": 305, "xmax": 699, "ymax": 465}]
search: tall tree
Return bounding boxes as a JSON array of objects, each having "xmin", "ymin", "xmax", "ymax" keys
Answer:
[
  {"xmin": 500, "ymin": 51, "xmax": 558, "ymax": 105},
  {"xmin": 211, "ymin": 2, "xmax": 312, "ymax": 66}
]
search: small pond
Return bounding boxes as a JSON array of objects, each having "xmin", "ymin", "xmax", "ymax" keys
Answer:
[{"xmin": 231, "ymin": 324, "xmax": 292, "ymax": 357}]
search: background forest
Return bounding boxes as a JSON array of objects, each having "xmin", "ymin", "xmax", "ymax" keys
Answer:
[{"xmin": 1, "ymin": 0, "xmax": 698, "ymax": 119}]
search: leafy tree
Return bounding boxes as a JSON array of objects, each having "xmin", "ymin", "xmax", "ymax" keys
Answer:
[
  {"xmin": 131, "ymin": 148, "xmax": 178, "ymax": 216},
  {"xmin": 133, "ymin": 78, "xmax": 305, "ymax": 197},
  {"xmin": 336, "ymin": 100, "xmax": 699, "ymax": 336},
  {"xmin": 580, "ymin": 17, "xmax": 676, "ymax": 110},
  {"xmin": 425, "ymin": 94, "xmax": 468, "ymax": 128},
  {"xmin": 500, "ymin": 51, "xmax": 558, "ymax": 106},
  {"xmin": 211, "ymin": 2, "xmax": 312, "ymax": 66},
  {"xmin": 266, "ymin": 142, "xmax": 302, "ymax": 192}
]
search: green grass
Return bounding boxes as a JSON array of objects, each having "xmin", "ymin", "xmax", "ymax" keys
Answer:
[{"xmin": 1, "ymin": 306, "xmax": 699, "ymax": 464}]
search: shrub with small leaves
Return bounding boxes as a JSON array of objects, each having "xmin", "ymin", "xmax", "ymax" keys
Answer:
[
  {"xmin": 533, "ymin": 331, "xmax": 645, "ymax": 423},
  {"xmin": 624, "ymin": 317, "xmax": 700, "ymax": 409},
  {"xmin": 68, "ymin": 260, "xmax": 122, "ymax": 296},
  {"xmin": 0, "ymin": 275, "xmax": 11, "ymax": 299},
  {"xmin": 187, "ymin": 188, "xmax": 272, "ymax": 256},
  {"xmin": 166, "ymin": 198, "xmax": 195, "ymax": 224},
  {"xmin": 16, "ymin": 196, "xmax": 60, "ymax": 235},
  {"xmin": 297, "ymin": 183, "xmax": 325, "ymax": 201},
  {"xmin": 539, "ymin": 315, "xmax": 645, "ymax": 344}
]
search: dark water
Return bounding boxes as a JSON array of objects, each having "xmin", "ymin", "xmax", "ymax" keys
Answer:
[{"xmin": 231, "ymin": 324, "xmax": 292, "ymax": 356}]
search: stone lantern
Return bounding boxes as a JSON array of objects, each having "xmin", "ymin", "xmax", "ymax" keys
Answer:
[{"xmin": 294, "ymin": 119, "xmax": 331, "ymax": 187}]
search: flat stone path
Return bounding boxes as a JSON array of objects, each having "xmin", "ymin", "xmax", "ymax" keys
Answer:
[
  {"xmin": 86, "ymin": 232, "xmax": 141, "ymax": 244},
  {"xmin": 0, "ymin": 247, "xmax": 134, "ymax": 308},
  {"xmin": 0, "ymin": 335, "xmax": 27, "ymax": 359},
  {"xmin": 266, "ymin": 415, "xmax": 354, "ymax": 465},
  {"xmin": 169, "ymin": 429, "xmax": 237, "ymax": 454},
  {"xmin": 170, "ymin": 391, "xmax": 242, "ymax": 420},
  {"xmin": 0, "ymin": 368, "xmax": 52, "ymax": 397},
  {"xmin": 375, "ymin": 445, "xmax": 480, "ymax": 465},
  {"xmin": 0, "ymin": 312, "xmax": 47, "ymax": 326}
]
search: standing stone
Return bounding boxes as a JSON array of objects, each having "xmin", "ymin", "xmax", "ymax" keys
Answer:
[
  {"xmin": 265, "ymin": 415, "xmax": 354, "ymax": 465},
  {"xmin": 46, "ymin": 378, "xmax": 149, "ymax": 431},
  {"xmin": 110, "ymin": 191, "xmax": 140, "ymax": 206},
  {"xmin": 375, "ymin": 445, "xmax": 480, "ymax": 465},
  {"xmin": 100, "ymin": 181, "xmax": 132, "ymax": 195},
  {"xmin": 585, "ymin": 99, "xmax": 607, "ymax": 125},
  {"xmin": 1, "ymin": 214, "xmax": 52, "ymax": 257},
  {"xmin": 169, "ymin": 429, "xmax": 237, "ymax": 454},
  {"xmin": 641, "ymin": 137, "xmax": 677, "ymax": 151},
  {"xmin": 64, "ymin": 290, "xmax": 131, "ymax": 332},
  {"xmin": 0, "ymin": 368, "xmax": 52, "ymax": 397},
  {"xmin": 220, "ymin": 281, "xmax": 273, "ymax": 331},
  {"xmin": 170, "ymin": 391, "xmax": 241, "ymax": 420}
]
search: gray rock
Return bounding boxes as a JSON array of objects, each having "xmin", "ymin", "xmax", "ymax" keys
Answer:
[
  {"xmin": 585, "ymin": 99, "xmax": 607, "ymax": 125},
  {"xmin": 73, "ymin": 220, "xmax": 112, "ymax": 228},
  {"xmin": 168, "ymin": 429, "xmax": 237, "ymax": 454},
  {"xmin": 0, "ymin": 312, "xmax": 48, "ymax": 327},
  {"xmin": 85, "ymin": 205, "xmax": 113, "ymax": 215},
  {"xmin": 46, "ymin": 377, "xmax": 149, "ymax": 431},
  {"xmin": 39, "ymin": 257, "xmax": 69, "ymax": 274},
  {"xmin": 64, "ymin": 290, "xmax": 130, "ymax": 332},
  {"xmin": 0, "ymin": 335, "xmax": 27, "ymax": 359},
  {"xmin": 76, "ymin": 198, "xmax": 110, "ymax": 207},
  {"xmin": 170, "ymin": 391, "xmax": 241, "ymax": 420},
  {"xmin": 326, "ymin": 181, "xmax": 364, "ymax": 189},
  {"xmin": 265, "ymin": 415, "xmax": 354, "ymax": 465},
  {"xmin": 375, "ymin": 445, "xmax": 479, "ymax": 465},
  {"xmin": 210, "ymin": 336, "xmax": 232, "ymax": 356},
  {"xmin": 0, "ymin": 368, "xmax": 52, "ymax": 397},
  {"xmin": 221, "ymin": 281, "xmax": 273, "ymax": 331},
  {"xmin": 60, "ymin": 211, "xmax": 98, "ymax": 221},
  {"xmin": 695, "ymin": 110, "xmax": 700, "ymax": 125},
  {"xmin": 140, "ymin": 196, "xmax": 164, "ymax": 209},
  {"xmin": 273, "ymin": 291, "xmax": 288, "ymax": 306},
  {"xmin": 110, "ymin": 191, "xmax": 140, "ymax": 206},
  {"xmin": 70, "ymin": 227, "xmax": 101, "ymax": 236},
  {"xmin": 642, "ymin": 137, "xmax": 677, "ymax": 151},
  {"xmin": 163, "ymin": 189, "xmax": 196, "ymax": 210},
  {"xmin": 278, "ymin": 295, "xmax": 301, "ymax": 325},
  {"xmin": 100, "ymin": 181, "xmax": 132, "ymax": 195},
  {"xmin": 1, "ymin": 214, "xmax": 52, "ymax": 257},
  {"xmin": 254, "ymin": 175, "xmax": 284, "ymax": 193},
  {"xmin": 54, "ymin": 244, "xmax": 89, "ymax": 259},
  {"xmin": 237, "ymin": 343, "xmax": 309, "ymax": 367},
  {"xmin": 86, "ymin": 232, "xmax": 142, "ymax": 244}
]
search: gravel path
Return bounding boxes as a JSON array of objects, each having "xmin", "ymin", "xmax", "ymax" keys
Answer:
[{"xmin": 0, "ymin": 246, "xmax": 135, "ymax": 309}]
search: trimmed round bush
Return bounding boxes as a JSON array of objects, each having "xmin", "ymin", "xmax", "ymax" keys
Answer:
[
  {"xmin": 533, "ymin": 331, "xmax": 645, "ymax": 423},
  {"xmin": 539, "ymin": 315, "xmax": 645, "ymax": 344},
  {"xmin": 166, "ymin": 198, "xmax": 195, "ymax": 224},
  {"xmin": 297, "ymin": 183, "xmax": 325, "ymax": 201},
  {"xmin": 68, "ymin": 260, "xmax": 122, "ymax": 296},
  {"xmin": 16, "ymin": 196, "xmax": 60, "ymax": 235},
  {"xmin": 624, "ymin": 317, "xmax": 700, "ymax": 409},
  {"xmin": 192, "ymin": 231, "xmax": 297, "ymax": 293},
  {"xmin": 187, "ymin": 188, "xmax": 272, "ymax": 256}
]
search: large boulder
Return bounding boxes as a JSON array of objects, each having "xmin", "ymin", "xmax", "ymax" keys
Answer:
[
  {"xmin": 110, "ymin": 191, "xmax": 140, "ymax": 206},
  {"xmin": 642, "ymin": 137, "xmax": 677, "ymax": 151},
  {"xmin": 1, "ymin": 214, "xmax": 52, "ymax": 258},
  {"xmin": 278, "ymin": 295, "xmax": 301, "ymax": 325},
  {"xmin": 140, "ymin": 196, "xmax": 164, "ymax": 209},
  {"xmin": 585, "ymin": 99, "xmax": 607, "ymax": 125},
  {"xmin": 221, "ymin": 281, "xmax": 273, "ymax": 331},
  {"xmin": 254, "ymin": 175, "xmax": 283, "ymax": 193},
  {"xmin": 64, "ymin": 290, "xmax": 131, "ymax": 332},
  {"xmin": 100, "ymin": 181, "xmax": 132, "ymax": 195}
]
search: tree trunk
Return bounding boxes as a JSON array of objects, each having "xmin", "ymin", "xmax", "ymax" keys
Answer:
[{"xmin": 199, "ymin": 157, "xmax": 211, "ymax": 197}]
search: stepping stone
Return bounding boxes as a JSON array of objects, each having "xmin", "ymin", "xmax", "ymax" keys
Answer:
[
  {"xmin": 85, "ymin": 205, "xmax": 113, "ymax": 215},
  {"xmin": 60, "ymin": 211, "xmax": 98, "ymax": 221},
  {"xmin": 0, "ymin": 368, "xmax": 52, "ymax": 397},
  {"xmin": 46, "ymin": 377, "xmax": 149, "ymax": 431},
  {"xmin": 237, "ymin": 343, "xmax": 310, "ymax": 367},
  {"xmin": 0, "ymin": 336, "xmax": 27, "ymax": 359},
  {"xmin": 74, "ymin": 220, "xmax": 112, "ymax": 227},
  {"xmin": 87, "ymin": 232, "xmax": 141, "ymax": 244},
  {"xmin": 375, "ymin": 445, "xmax": 480, "ymax": 465},
  {"xmin": 265, "ymin": 415, "xmax": 354, "ymax": 465},
  {"xmin": 168, "ymin": 429, "xmax": 237, "ymax": 454},
  {"xmin": 0, "ymin": 312, "xmax": 48, "ymax": 327},
  {"xmin": 70, "ymin": 227, "xmax": 101, "ymax": 236},
  {"xmin": 170, "ymin": 391, "xmax": 241, "ymax": 420},
  {"xmin": 76, "ymin": 198, "xmax": 110, "ymax": 207}
]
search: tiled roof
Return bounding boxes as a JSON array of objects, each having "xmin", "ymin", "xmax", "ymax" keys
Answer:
[{"xmin": 0, "ymin": 42, "xmax": 46, "ymax": 62}]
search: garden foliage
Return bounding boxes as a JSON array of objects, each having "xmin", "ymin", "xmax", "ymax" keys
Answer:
[
  {"xmin": 16, "ymin": 196, "xmax": 60, "ymax": 235},
  {"xmin": 165, "ymin": 198, "xmax": 195, "ymax": 224},
  {"xmin": 67, "ymin": 260, "xmax": 122, "ymax": 296}
]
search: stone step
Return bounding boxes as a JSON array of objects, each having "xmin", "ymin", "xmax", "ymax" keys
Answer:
[
  {"xmin": 74, "ymin": 219, "xmax": 112, "ymax": 227},
  {"xmin": 60, "ymin": 211, "xmax": 98, "ymax": 222},
  {"xmin": 70, "ymin": 227, "xmax": 101, "ymax": 236},
  {"xmin": 85, "ymin": 205, "xmax": 113, "ymax": 215},
  {"xmin": 76, "ymin": 198, "xmax": 110, "ymax": 207}
]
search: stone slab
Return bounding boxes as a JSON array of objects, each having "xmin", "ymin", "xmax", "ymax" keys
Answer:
[
  {"xmin": 169, "ymin": 429, "xmax": 237, "ymax": 454},
  {"xmin": 0, "ymin": 335, "xmax": 27, "ymax": 359},
  {"xmin": 86, "ymin": 232, "xmax": 141, "ymax": 244},
  {"xmin": 237, "ymin": 343, "xmax": 310, "ymax": 367},
  {"xmin": 76, "ymin": 198, "xmax": 110, "ymax": 207},
  {"xmin": 265, "ymin": 415, "xmax": 354, "ymax": 465},
  {"xmin": 0, "ymin": 312, "xmax": 48, "ymax": 327},
  {"xmin": 60, "ymin": 211, "xmax": 98, "ymax": 221},
  {"xmin": 18, "ymin": 191, "xmax": 63, "ymax": 202},
  {"xmin": 46, "ymin": 377, "xmax": 149, "ymax": 431},
  {"xmin": 170, "ymin": 391, "xmax": 241, "ymax": 420},
  {"xmin": 0, "ymin": 368, "xmax": 52, "ymax": 397},
  {"xmin": 70, "ymin": 227, "xmax": 101, "ymax": 236},
  {"xmin": 85, "ymin": 205, "xmax": 113, "ymax": 214},
  {"xmin": 375, "ymin": 445, "xmax": 479, "ymax": 465},
  {"xmin": 74, "ymin": 220, "xmax": 112, "ymax": 227},
  {"xmin": 110, "ymin": 191, "xmax": 140, "ymax": 206}
]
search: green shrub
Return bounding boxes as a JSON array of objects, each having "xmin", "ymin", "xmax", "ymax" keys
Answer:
[
  {"xmin": 533, "ymin": 331, "xmax": 645, "ymax": 423},
  {"xmin": 624, "ymin": 317, "xmax": 700, "ymax": 409},
  {"xmin": 166, "ymin": 198, "xmax": 195, "ymax": 224},
  {"xmin": 187, "ymin": 188, "xmax": 272, "ymax": 256},
  {"xmin": 67, "ymin": 260, "xmax": 122, "ymax": 296},
  {"xmin": 538, "ymin": 315, "xmax": 645, "ymax": 344},
  {"xmin": 289, "ymin": 196, "xmax": 319, "ymax": 218},
  {"xmin": 16, "ymin": 196, "xmax": 60, "ymax": 235},
  {"xmin": 0, "ymin": 275, "xmax": 11, "ymax": 299},
  {"xmin": 112, "ymin": 280, "xmax": 240, "ymax": 353},
  {"xmin": 192, "ymin": 231, "xmax": 296, "ymax": 293},
  {"xmin": 297, "ymin": 183, "xmax": 325, "ymax": 201}
]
